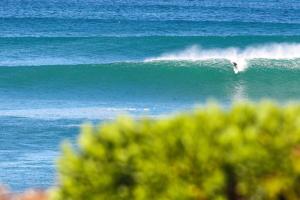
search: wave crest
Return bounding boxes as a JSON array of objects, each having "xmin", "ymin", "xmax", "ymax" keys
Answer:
[{"xmin": 145, "ymin": 43, "xmax": 300, "ymax": 72}]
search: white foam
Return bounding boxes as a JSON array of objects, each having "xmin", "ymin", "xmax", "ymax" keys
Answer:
[
  {"xmin": 0, "ymin": 107, "xmax": 151, "ymax": 120},
  {"xmin": 145, "ymin": 43, "xmax": 300, "ymax": 73}
]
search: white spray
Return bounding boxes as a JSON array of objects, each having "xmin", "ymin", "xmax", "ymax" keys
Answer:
[{"xmin": 145, "ymin": 43, "xmax": 300, "ymax": 73}]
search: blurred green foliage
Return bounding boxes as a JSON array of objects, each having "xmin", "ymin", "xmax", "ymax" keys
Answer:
[{"xmin": 52, "ymin": 102, "xmax": 300, "ymax": 200}]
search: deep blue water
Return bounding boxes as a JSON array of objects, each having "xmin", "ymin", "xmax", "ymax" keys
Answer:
[{"xmin": 1, "ymin": 0, "xmax": 300, "ymax": 191}]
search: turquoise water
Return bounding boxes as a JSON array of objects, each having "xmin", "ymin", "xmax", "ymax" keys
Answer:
[{"xmin": 1, "ymin": 0, "xmax": 300, "ymax": 191}]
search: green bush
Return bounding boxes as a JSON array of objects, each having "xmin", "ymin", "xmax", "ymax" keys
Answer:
[{"xmin": 52, "ymin": 102, "xmax": 300, "ymax": 200}]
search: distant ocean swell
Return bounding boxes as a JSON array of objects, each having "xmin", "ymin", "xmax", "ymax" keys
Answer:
[
  {"xmin": 1, "ymin": 35, "xmax": 300, "ymax": 67},
  {"xmin": 1, "ymin": 18, "xmax": 300, "ymax": 36}
]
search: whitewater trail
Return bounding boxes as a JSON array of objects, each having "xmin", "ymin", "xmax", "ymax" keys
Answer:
[{"xmin": 145, "ymin": 43, "xmax": 300, "ymax": 73}]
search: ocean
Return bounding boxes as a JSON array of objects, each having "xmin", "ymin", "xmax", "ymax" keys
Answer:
[{"xmin": 1, "ymin": 0, "xmax": 300, "ymax": 191}]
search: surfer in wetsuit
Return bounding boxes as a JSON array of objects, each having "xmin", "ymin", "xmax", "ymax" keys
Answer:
[{"xmin": 232, "ymin": 62, "xmax": 238, "ymax": 72}]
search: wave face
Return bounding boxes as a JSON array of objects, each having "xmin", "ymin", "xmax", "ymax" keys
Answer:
[
  {"xmin": 1, "ymin": 61, "xmax": 300, "ymax": 110},
  {"xmin": 1, "ymin": 36, "xmax": 300, "ymax": 111}
]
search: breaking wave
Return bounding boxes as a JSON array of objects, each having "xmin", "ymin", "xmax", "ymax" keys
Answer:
[{"xmin": 145, "ymin": 43, "xmax": 300, "ymax": 73}]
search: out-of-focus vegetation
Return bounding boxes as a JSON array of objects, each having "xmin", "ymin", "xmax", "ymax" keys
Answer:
[{"xmin": 52, "ymin": 102, "xmax": 300, "ymax": 200}]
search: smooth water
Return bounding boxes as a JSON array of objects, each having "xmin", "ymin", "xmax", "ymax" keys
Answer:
[{"xmin": 1, "ymin": 0, "xmax": 300, "ymax": 191}]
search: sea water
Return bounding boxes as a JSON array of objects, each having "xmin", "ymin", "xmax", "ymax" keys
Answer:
[{"xmin": 1, "ymin": 0, "xmax": 300, "ymax": 191}]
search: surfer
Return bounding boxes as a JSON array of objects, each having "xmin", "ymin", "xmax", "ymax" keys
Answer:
[
  {"xmin": 232, "ymin": 62, "xmax": 237, "ymax": 69},
  {"xmin": 232, "ymin": 61, "xmax": 238, "ymax": 73}
]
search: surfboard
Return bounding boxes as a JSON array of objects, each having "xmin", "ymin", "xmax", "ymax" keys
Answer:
[{"xmin": 233, "ymin": 66, "xmax": 239, "ymax": 74}]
